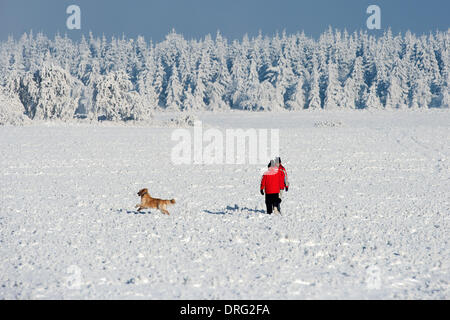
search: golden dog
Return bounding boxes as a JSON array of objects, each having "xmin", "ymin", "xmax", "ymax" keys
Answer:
[{"xmin": 135, "ymin": 188, "xmax": 176, "ymax": 215}]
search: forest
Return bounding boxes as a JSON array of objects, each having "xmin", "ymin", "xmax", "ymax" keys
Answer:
[{"xmin": 0, "ymin": 28, "xmax": 448, "ymax": 124}]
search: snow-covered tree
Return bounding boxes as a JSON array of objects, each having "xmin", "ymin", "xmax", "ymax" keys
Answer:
[
  {"xmin": 365, "ymin": 82, "xmax": 383, "ymax": 109},
  {"xmin": 136, "ymin": 64, "xmax": 159, "ymax": 113},
  {"xmin": 324, "ymin": 62, "xmax": 343, "ymax": 109},
  {"xmin": 342, "ymin": 57, "xmax": 367, "ymax": 109},
  {"xmin": 165, "ymin": 65, "xmax": 183, "ymax": 111},
  {"xmin": 410, "ymin": 77, "xmax": 432, "ymax": 109},
  {"xmin": 385, "ymin": 57, "xmax": 411, "ymax": 109},
  {"xmin": 442, "ymin": 88, "xmax": 450, "ymax": 109},
  {"xmin": 286, "ymin": 77, "xmax": 306, "ymax": 110},
  {"xmin": 16, "ymin": 64, "xmax": 81, "ymax": 120},
  {"xmin": 0, "ymin": 28, "xmax": 448, "ymax": 123},
  {"xmin": 93, "ymin": 70, "xmax": 146, "ymax": 121},
  {"xmin": 205, "ymin": 81, "xmax": 228, "ymax": 110},
  {"xmin": 307, "ymin": 59, "xmax": 322, "ymax": 110},
  {"xmin": 152, "ymin": 57, "xmax": 165, "ymax": 108},
  {"xmin": 0, "ymin": 85, "xmax": 28, "ymax": 125}
]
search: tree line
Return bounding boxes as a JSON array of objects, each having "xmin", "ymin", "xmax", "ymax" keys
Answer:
[{"xmin": 0, "ymin": 28, "xmax": 448, "ymax": 123}]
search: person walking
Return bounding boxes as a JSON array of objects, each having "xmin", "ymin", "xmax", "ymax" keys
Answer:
[
  {"xmin": 260, "ymin": 160, "xmax": 282, "ymax": 215},
  {"xmin": 273, "ymin": 157, "xmax": 289, "ymax": 214},
  {"xmin": 275, "ymin": 156, "xmax": 289, "ymax": 195}
]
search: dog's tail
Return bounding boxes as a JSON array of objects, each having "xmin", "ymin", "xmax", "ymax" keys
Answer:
[{"xmin": 162, "ymin": 199, "xmax": 176, "ymax": 205}]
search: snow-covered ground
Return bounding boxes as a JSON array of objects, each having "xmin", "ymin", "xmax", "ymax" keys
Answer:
[{"xmin": 0, "ymin": 110, "xmax": 449, "ymax": 299}]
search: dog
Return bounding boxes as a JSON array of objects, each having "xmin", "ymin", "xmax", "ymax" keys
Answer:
[{"xmin": 135, "ymin": 188, "xmax": 176, "ymax": 215}]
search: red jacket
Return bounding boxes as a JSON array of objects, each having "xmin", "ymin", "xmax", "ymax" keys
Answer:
[
  {"xmin": 260, "ymin": 167, "xmax": 282, "ymax": 194},
  {"xmin": 277, "ymin": 164, "xmax": 289, "ymax": 189}
]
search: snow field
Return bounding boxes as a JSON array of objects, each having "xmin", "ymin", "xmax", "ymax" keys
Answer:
[{"xmin": 0, "ymin": 110, "xmax": 449, "ymax": 299}]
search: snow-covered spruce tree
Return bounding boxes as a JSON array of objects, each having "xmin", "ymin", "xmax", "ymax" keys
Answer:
[
  {"xmin": 442, "ymin": 87, "xmax": 450, "ymax": 109},
  {"xmin": 180, "ymin": 87, "xmax": 195, "ymax": 111},
  {"xmin": 52, "ymin": 33, "xmax": 78, "ymax": 76},
  {"xmin": 136, "ymin": 68, "xmax": 158, "ymax": 114},
  {"xmin": 230, "ymin": 49, "xmax": 249, "ymax": 109},
  {"xmin": 365, "ymin": 82, "xmax": 383, "ymax": 110},
  {"xmin": 385, "ymin": 59, "xmax": 410, "ymax": 109},
  {"xmin": 286, "ymin": 77, "xmax": 306, "ymax": 110},
  {"xmin": 80, "ymin": 59, "xmax": 101, "ymax": 118},
  {"xmin": 385, "ymin": 75, "xmax": 405, "ymax": 109},
  {"xmin": 16, "ymin": 64, "xmax": 81, "ymax": 120},
  {"xmin": 152, "ymin": 57, "xmax": 165, "ymax": 108},
  {"xmin": 440, "ymin": 48, "xmax": 449, "ymax": 108},
  {"xmin": 207, "ymin": 31, "xmax": 232, "ymax": 109},
  {"xmin": 93, "ymin": 70, "xmax": 146, "ymax": 121},
  {"xmin": 190, "ymin": 49, "xmax": 211, "ymax": 110},
  {"xmin": 324, "ymin": 62, "xmax": 344, "ymax": 109},
  {"xmin": 205, "ymin": 81, "xmax": 228, "ymax": 110},
  {"xmin": 373, "ymin": 59, "xmax": 390, "ymax": 108},
  {"xmin": 272, "ymin": 81, "xmax": 287, "ymax": 111},
  {"xmin": 307, "ymin": 60, "xmax": 322, "ymax": 110},
  {"xmin": 342, "ymin": 57, "xmax": 367, "ymax": 109},
  {"xmin": 428, "ymin": 40, "xmax": 449, "ymax": 108},
  {"xmin": 410, "ymin": 76, "xmax": 432, "ymax": 109},
  {"xmin": 259, "ymin": 80, "xmax": 284, "ymax": 111},
  {"xmin": 164, "ymin": 64, "xmax": 183, "ymax": 111},
  {"xmin": 342, "ymin": 76, "xmax": 357, "ymax": 109},
  {"xmin": 271, "ymin": 53, "xmax": 294, "ymax": 109},
  {"xmin": 76, "ymin": 35, "xmax": 92, "ymax": 84},
  {"xmin": 238, "ymin": 59, "xmax": 266, "ymax": 110},
  {"xmin": 238, "ymin": 52, "xmax": 286, "ymax": 111},
  {"xmin": 257, "ymin": 64, "xmax": 284, "ymax": 110},
  {"xmin": 191, "ymin": 78, "xmax": 207, "ymax": 111},
  {"xmin": 0, "ymin": 85, "xmax": 28, "ymax": 125},
  {"xmin": 0, "ymin": 38, "xmax": 13, "ymax": 85}
]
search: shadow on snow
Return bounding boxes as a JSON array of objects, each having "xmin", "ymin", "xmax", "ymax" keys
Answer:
[
  {"xmin": 115, "ymin": 208, "xmax": 156, "ymax": 215},
  {"xmin": 204, "ymin": 204, "xmax": 266, "ymax": 215}
]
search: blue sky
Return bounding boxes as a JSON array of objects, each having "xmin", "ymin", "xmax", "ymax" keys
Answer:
[{"xmin": 0, "ymin": 0, "xmax": 448, "ymax": 42}]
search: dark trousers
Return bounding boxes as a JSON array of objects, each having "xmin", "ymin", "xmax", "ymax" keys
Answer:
[{"xmin": 265, "ymin": 193, "xmax": 280, "ymax": 214}]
